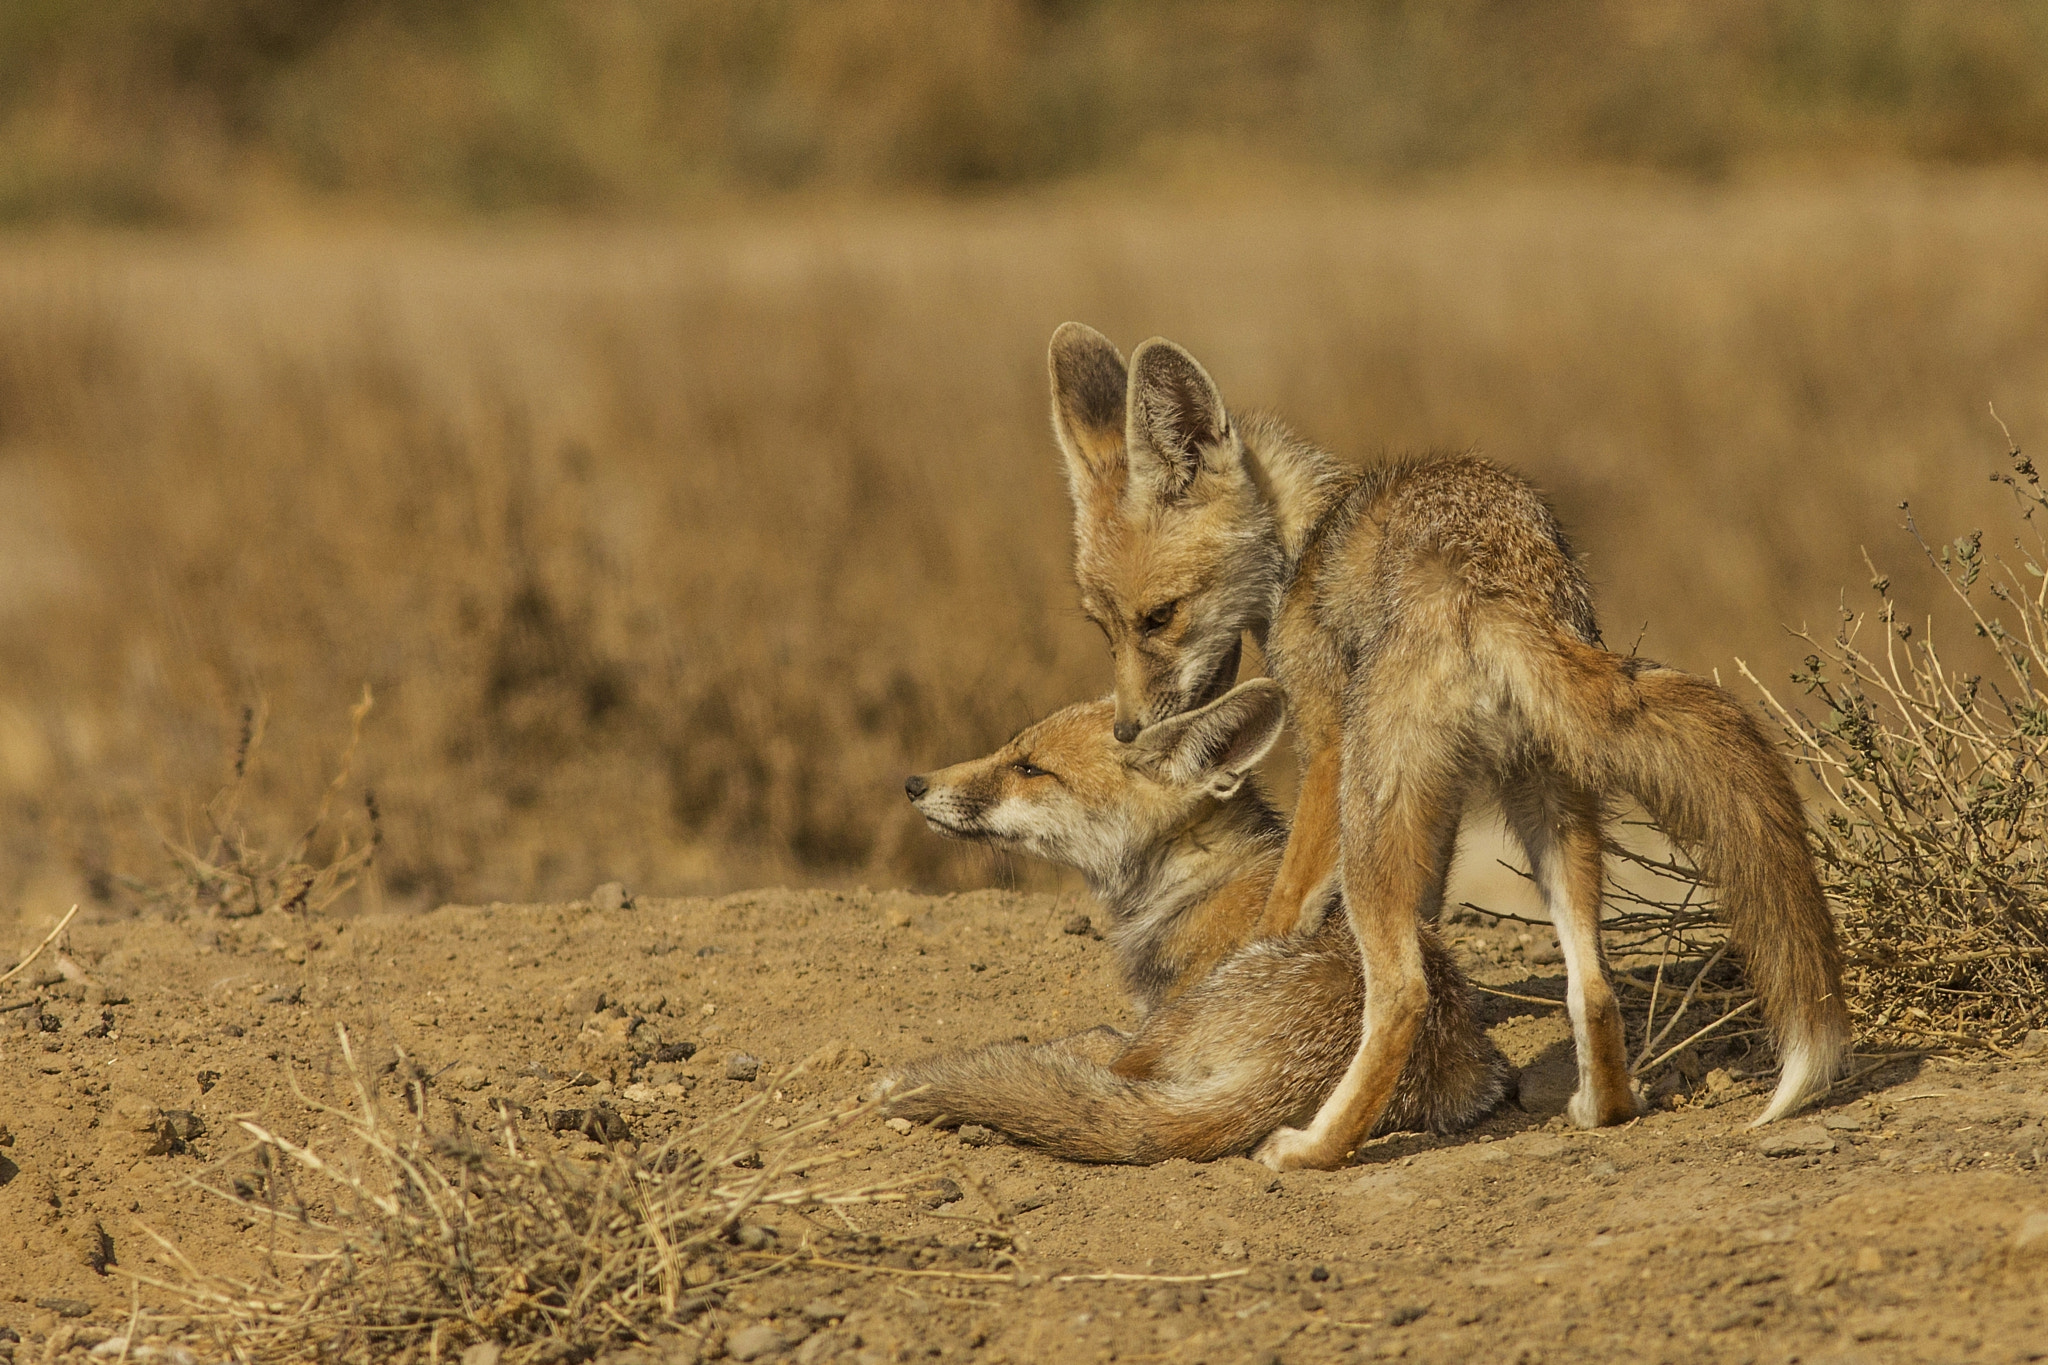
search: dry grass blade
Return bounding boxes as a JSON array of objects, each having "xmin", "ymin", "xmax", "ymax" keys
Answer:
[
  {"xmin": 0, "ymin": 903, "xmax": 79, "ymax": 989},
  {"xmin": 146, "ymin": 1027, "xmax": 930, "ymax": 1364}
]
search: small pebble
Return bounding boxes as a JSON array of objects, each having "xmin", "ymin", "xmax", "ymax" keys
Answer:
[
  {"xmin": 590, "ymin": 882, "xmax": 634, "ymax": 912},
  {"xmin": 921, "ymin": 1177, "xmax": 963, "ymax": 1208},
  {"xmin": 1061, "ymin": 913, "xmax": 1095, "ymax": 937},
  {"xmin": 724, "ymin": 1323, "xmax": 786, "ymax": 1362},
  {"xmin": 800, "ymin": 1300, "xmax": 848, "ymax": 1324},
  {"xmin": 726, "ymin": 1053, "xmax": 761, "ymax": 1082},
  {"xmin": 958, "ymin": 1123, "xmax": 997, "ymax": 1147},
  {"xmin": 884, "ymin": 1117, "xmax": 914, "ymax": 1135},
  {"xmin": 1757, "ymin": 1125, "xmax": 1835, "ymax": 1158},
  {"xmin": 2017, "ymin": 1029, "xmax": 2046, "ymax": 1056}
]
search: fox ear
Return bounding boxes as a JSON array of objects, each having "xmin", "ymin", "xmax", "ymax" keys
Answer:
[
  {"xmin": 1049, "ymin": 323, "xmax": 1128, "ymax": 497},
  {"xmin": 1127, "ymin": 338, "xmax": 1228, "ymax": 501},
  {"xmin": 1134, "ymin": 677, "xmax": 1286, "ymax": 799}
]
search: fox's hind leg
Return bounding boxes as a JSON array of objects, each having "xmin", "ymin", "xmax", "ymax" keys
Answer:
[{"xmin": 1501, "ymin": 772, "xmax": 1638, "ymax": 1127}]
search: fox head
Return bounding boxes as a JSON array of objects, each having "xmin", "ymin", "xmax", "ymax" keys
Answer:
[
  {"xmin": 903, "ymin": 679, "xmax": 1286, "ymax": 883},
  {"xmin": 1049, "ymin": 323, "xmax": 1285, "ymax": 742}
]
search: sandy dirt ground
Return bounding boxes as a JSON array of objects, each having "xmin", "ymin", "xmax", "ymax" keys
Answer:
[{"xmin": 3, "ymin": 888, "xmax": 2046, "ymax": 1364}]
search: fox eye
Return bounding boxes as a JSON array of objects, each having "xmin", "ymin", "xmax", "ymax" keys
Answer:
[
  {"xmin": 1012, "ymin": 760, "xmax": 1051, "ymax": 780},
  {"xmin": 1139, "ymin": 602, "xmax": 1178, "ymax": 637}
]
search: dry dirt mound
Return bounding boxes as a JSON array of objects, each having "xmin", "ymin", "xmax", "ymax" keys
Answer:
[{"xmin": 3, "ymin": 889, "xmax": 2046, "ymax": 1363}]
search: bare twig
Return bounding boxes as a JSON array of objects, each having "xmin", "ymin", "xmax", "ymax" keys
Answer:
[{"xmin": 0, "ymin": 904, "xmax": 79, "ymax": 989}]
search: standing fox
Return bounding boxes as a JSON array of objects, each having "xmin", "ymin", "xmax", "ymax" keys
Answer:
[
  {"xmin": 886, "ymin": 679, "xmax": 1510, "ymax": 1163},
  {"xmin": 1044, "ymin": 323, "xmax": 1848, "ymax": 1170}
]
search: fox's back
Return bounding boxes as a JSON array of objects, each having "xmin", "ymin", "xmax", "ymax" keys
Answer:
[{"xmin": 1267, "ymin": 453, "xmax": 1600, "ymax": 718}]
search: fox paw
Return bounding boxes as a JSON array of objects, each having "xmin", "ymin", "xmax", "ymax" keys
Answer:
[
  {"xmin": 1253, "ymin": 1126, "xmax": 1342, "ymax": 1172},
  {"xmin": 1566, "ymin": 1083, "xmax": 1643, "ymax": 1129}
]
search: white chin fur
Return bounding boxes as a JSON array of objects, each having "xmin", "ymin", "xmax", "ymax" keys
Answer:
[{"xmin": 981, "ymin": 794, "xmax": 1133, "ymax": 882}]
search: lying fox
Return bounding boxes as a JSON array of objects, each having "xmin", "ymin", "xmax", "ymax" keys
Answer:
[
  {"xmin": 886, "ymin": 679, "xmax": 1510, "ymax": 1163},
  {"xmin": 1044, "ymin": 323, "xmax": 1848, "ymax": 1168}
]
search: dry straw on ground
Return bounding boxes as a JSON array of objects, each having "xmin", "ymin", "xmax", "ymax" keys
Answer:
[{"xmin": 139, "ymin": 1031, "xmax": 947, "ymax": 1365}]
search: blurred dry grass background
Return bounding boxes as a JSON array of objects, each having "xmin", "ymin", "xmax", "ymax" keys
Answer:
[
  {"xmin": 5, "ymin": 176, "xmax": 2048, "ymax": 921},
  {"xmin": 6, "ymin": 3, "xmax": 2048, "ymax": 927},
  {"xmin": 7, "ymin": 1, "xmax": 2048, "ymax": 221}
]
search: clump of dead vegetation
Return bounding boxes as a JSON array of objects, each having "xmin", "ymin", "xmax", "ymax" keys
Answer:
[
  {"xmin": 1466, "ymin": 437, "xmax": 2048, "ymax": 1084},
  {"xmin": 1738, "ymin": 429, "xmax": 2048, "ymax": 1051},
  {"xmin": 1550, "ymin": 435, "xmax": 2048, "ymax": 1073},
  {"xmin": 154, "ymin": 690, "xmax": 379, "ymax": 920},
  {"xmin": 138, "ymin": 1030, "xmax": 944, "ymax": 1364}
]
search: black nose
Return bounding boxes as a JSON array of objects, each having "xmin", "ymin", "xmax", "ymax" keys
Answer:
[
  {"xmin": 904, "ymin": 774, "xmax": 928, "ymax": 800},
  {"xmin": 1113, "ymin": 719, "xmax": 1141, "ymax": 743}
]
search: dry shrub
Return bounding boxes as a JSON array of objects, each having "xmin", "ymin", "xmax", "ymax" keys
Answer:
[
  {"xmin": 155, "ymin": 690, "xmax": 379, "ymax": 920},
  {"xmin": 145, "ymin": 1031, "xmax": 942, "ymax": 1364},
  {"xmin": 1528, "ymin": 436, "xmax": 2048, "ymax": 1070},
  {"xmin": 1738, "ymin": 433, "xmax": 2048, "ymax": 1051}
]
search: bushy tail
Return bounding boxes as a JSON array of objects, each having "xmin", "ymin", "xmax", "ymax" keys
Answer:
[
  {"xmin": 874, "ymin": 918, "xmax": 1511, "ymax": 1162},
  {"xmin": 873, "ymin": 1044, "xmax": 1257, "ymax": 1164},
  {"xmin": 1539, "ymin": 644, "xmax": 1851, "ymax": 1123}
]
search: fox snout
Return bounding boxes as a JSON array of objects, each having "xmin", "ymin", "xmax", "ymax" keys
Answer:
[
  {"xmin": 904, "ymin": 774, "xmax": 928, "ymax": 800},
  {"xmin": 1109, "ymin": 636, "xmax": 1245, "ymax": 743}
]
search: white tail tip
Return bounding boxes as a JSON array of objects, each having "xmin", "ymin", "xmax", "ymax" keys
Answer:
[{"xmin": 1748, "ymin": 1033, "xmax": 1843, "ymax": 1128}]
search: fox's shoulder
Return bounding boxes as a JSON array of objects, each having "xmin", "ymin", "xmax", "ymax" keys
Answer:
[{"xmin": 1279, "ymin": 451, "xmax": 1600, "ymax": 653}]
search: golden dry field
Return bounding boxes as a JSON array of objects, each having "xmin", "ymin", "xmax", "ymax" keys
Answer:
[{"xmin": 3, "ymin": 172, "xmax": 2048, "ymax": 926}]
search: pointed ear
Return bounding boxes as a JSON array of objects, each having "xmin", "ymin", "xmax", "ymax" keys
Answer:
[
  {"xmin": 1048, "ymin": 323, "xmax": 1128, "ymax": 496},
  {"xmin": 1133, "ymin": 678, "xmax": 1286, "ymax": 799},
  {"xmin": 1126, "ymin": 338, "xmax": 1228, "ymax": 501}
]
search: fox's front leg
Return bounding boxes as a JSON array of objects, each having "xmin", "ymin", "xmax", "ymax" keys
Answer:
[
  {"xmin": 1260, "ymin": 746, "xmax": 1342, "ymax": 938},
  {"xmin": 1256, "ymin": 656, "xmax": 1467, "ymax": 1171}
]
